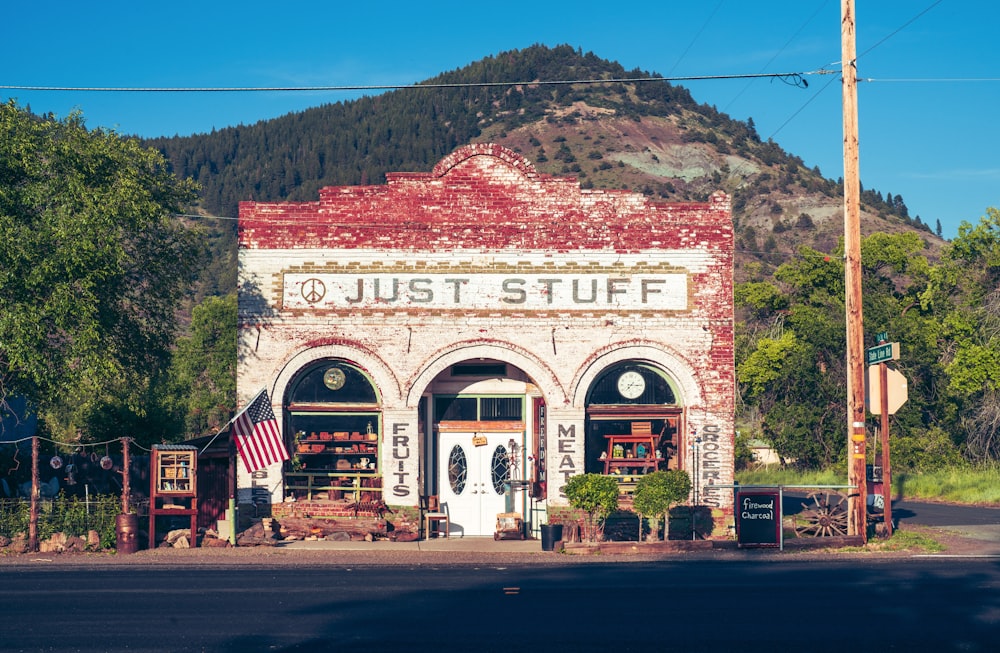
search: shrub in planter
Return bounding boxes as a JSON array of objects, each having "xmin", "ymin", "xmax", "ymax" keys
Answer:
[
  {"xmin": 632, "ymin": 470, "xmax": 691, "ymax": 542},
  {"xmin": 563, "ymin": 473, "xmax": 619, "ymax": 542}
]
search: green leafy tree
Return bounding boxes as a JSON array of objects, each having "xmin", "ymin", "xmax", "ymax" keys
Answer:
[
  {"xmin": 923, "ymin": 208, "xmax": 1000, "ymax": 460},
  {"xmin": 0, "ymin": 101, "xmax": 200, "ymax": 444},
  {"xmin": 164, "ymin": 294, "xmax": 237, "ymax": 438},
  {"xmin": 632, "ymin": 470, "xmax": 691, "ymax": 541},
  {"xmin": 563, "ymin": 473, "xmax": 619, "ymax": 542}
]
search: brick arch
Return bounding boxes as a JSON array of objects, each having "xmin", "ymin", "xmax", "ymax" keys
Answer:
[
  {"xmin": 405, "ymin": 340, "xmax": 566, "ymax": 409},
  {"xmin": 270, "ymin": 343, "xmax": 403, "ymax": 411},
  {"xmin": 569, "ymin": 343, "xmax": 705, "ymax": 411},
  {"xmin": 431, "ymin": 143, "xmax": 539, "ymax": 180}
]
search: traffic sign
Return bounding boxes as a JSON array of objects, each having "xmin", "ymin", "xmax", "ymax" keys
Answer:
[
  {"xmin": 866, "ymin": 342, "xmax": 899, "ymax": 365},
  {"xmin": 866, "ymin": 365, "xmax": 908, "ymax": 415}
]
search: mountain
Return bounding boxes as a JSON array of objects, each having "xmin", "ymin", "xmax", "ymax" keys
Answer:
[{"xmin": 144, "ymin": 44, "xmax": 943, "ymax": 294}]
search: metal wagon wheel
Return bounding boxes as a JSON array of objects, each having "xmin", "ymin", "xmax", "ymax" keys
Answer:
[{"xmin": 794, "ymin": 490, "xmax": 849, "ymax": 537}]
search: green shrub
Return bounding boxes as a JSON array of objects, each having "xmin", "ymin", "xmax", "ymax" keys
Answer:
[
  {"xmin": 564, "ymin": 473, "xmax": 620, "ymax": 542},
  {"xmin": 633, "ymin": 470, "xmax": 691, "ymax": 541}
]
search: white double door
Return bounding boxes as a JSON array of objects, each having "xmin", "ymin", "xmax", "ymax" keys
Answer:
[{"xmin": 437, "ymin": 432, "xmax": 513, "ymax": 537}]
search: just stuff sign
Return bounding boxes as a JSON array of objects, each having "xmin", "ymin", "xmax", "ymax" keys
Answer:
[{"xmin": 283, "ymin": 272, "xmax": 689, "ymax": 312}]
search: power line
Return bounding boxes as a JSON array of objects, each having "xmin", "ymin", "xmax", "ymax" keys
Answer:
[
  {"xmin": 0, "ymin": 70, "xmax": 825, "ymax": 94},
  {"xmin": 767, "ymin": 71, "xmax": 839, "ymax": 140},
  {"xmin": 723, "ymin": 0, "xmax": 832, "ymax": 113},
  {"xmin": 863, "ymin": 77, "xmax": 1000, "ymax": 83},
  {"xmin": 668, "ymin": 0, "xmax": 725, "ymax": 77},
  {"xmin": 764, "ymin": 0, "xmax": 944, "ymax": 142},
  {"xmin": 858, "ymin": 0, "xmax": 943, "ymax": 59}
]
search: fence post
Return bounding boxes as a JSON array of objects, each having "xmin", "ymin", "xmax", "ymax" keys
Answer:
[{"xmin": 29, "ymin": 436, "xmax": 39, "ymax": 553}]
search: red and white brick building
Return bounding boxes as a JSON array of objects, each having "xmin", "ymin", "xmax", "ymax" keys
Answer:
[{"xmin": 238, "ymin": 143, "xmax": 735, "ymax": 537}]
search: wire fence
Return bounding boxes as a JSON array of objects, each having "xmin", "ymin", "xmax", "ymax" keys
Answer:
[{"xmin": 0, "ymin": 494, "xmax": 148, "ymax": 549}]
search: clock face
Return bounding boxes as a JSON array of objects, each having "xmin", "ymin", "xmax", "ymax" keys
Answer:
[
  {"xmin": 617, "ymin": 370, "xmax": 646, "ymax": 399},
  {"xmin": 323, "ymin": 367, "xmax": 346, "ymax": 391}
]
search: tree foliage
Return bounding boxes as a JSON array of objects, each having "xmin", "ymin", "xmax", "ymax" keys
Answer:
[
  {"xmin": 926, "ymin": 208, "xmax": 1000, "ymax": 460},
  {"xmin": 0, "ymin": 100, "xmax": 201, "ymax": 443},
  {"xmin": 632, "ymin": 470, "xmax": 691, "ymax": 541},
  {"xmin": 563, "ymin": 473, "xmax": 620, "ymax": 542},
  {"xmin": 736, "ymin": 220, "xmax": 1000, "ymax": 470},
  {"xmin": 163, "ymin": 294, "xmax": 237, "ymax": 438}
]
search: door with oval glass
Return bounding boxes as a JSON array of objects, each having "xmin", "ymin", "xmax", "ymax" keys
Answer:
[{"xmin": 438, "ymin": 432, "xmax": 512, "ymax": 537}]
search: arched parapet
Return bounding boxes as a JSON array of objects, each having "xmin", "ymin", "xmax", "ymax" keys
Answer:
[{"xmin": 430, "ymin": 143, "xmax": 539, "ymax": 180}]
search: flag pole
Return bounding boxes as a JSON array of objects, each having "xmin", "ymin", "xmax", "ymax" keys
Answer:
[
  {"xmin": 225, "ymin": 387, "xmax": 272, "ymax": 545},
  {"xmin": 203, "ymin": 387, "xmax": 267, "ymax": 456},
  {"xmin": 228, "ymin": 431, "xmax": 238, "ymax": 546}
]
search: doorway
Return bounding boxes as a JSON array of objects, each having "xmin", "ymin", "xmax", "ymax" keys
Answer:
[{"xmin": 437, "ymin": 431, "xmax": 514, "ymax": 537}]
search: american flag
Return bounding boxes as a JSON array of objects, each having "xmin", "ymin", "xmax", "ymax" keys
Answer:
[{"xmin": 232, "ymin": 390, "xmax": 288, "ymax": 473}]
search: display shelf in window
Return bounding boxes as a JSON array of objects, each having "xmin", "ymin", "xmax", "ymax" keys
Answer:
[
  {"xmin": 284, "ymin": 473, "xmax": 385, "ymax": 502},
  {"xmin": 601, "ymin": 434, "xmax": 661, "ymax": 493},
  {"xmin": 292, "ymin": 430, "xmax": 380, "ymax": 473}
]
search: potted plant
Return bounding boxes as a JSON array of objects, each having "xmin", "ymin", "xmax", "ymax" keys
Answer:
[
  {"xmin": 632, "ymin": 470, "xmax": 691, "ymax": 542},
  {"xmin": 563, "ymin": 473, "xmax": 620, "ymax": 543}
]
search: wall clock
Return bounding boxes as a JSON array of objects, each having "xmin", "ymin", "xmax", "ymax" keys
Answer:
[
  {"xmin": 323, "ymin": 367, "xmax": 346, "ymax": 390},
  {"xmin": 616, "ymin": 370, "xmax": 646, "ymax": 399}
]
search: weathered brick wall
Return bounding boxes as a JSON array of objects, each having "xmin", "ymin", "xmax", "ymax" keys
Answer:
[{"xmin": 238, "ymin": 144, "xmax": 735, "ymax": 531}]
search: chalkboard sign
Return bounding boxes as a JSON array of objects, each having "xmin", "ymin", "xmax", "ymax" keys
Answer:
[{"xmin": 736, "ymin": 489, "xmax": 781, "ymax": 548}]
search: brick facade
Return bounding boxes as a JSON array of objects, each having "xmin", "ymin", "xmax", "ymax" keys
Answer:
[{"xmin": 238, "ymin": 143, "xmax": 735, "ymax": 537}]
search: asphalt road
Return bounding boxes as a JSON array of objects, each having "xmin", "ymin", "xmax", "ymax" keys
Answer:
[
  {"xmin": 782, "ymin": 490, "xmax": 1000, "ymax": 527},
  {"xmin": 3, "ymin": 557, "xmax": 999, "ymax": 653}
]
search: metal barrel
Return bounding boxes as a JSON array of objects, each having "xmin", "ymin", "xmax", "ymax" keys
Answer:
[{"xmin": 115, "ymin": 513, "xmax": 139, "ymax": 554}]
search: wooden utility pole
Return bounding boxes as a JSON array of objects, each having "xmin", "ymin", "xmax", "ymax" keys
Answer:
[{"xmin": 842, "ymin": 0, "xmax": 868, "ymax": 541}]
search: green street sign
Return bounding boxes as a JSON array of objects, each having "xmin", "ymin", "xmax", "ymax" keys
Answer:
[
  {"xmin": 866, "ymin": 342, "xmax": 899, "ymax": 365},
  {"xmin": 875, "ymin": 331, "xmax": 888, "ymax": 343}
]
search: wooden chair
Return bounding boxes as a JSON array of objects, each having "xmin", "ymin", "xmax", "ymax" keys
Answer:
[{"xmin": 424, "ymin": 495, "xmax": 449, "ymax": 538}]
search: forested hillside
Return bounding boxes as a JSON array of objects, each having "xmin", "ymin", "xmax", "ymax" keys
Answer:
[
  {"xmin": 145, "ymin": 44, "xmax": 933, "ymax": 295},
  {"xmin": 145, "ymin": 45, "xmax": 1000, "ymax": 469}
]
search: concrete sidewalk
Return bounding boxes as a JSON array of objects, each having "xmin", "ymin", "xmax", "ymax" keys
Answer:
[{"xmin": 277, "ymin": 535, "xmax": 547, "ymax": 554}]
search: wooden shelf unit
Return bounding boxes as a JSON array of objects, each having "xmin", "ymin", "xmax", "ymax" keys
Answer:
[
  {"xmin": 602, "ymin": 433, "xmax": 662, "ymax": 493},
  {"xmin": 287, "ymin": 430, "xmax": 382, "ymax": 501}
]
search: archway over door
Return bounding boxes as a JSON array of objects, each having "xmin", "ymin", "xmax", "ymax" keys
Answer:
[{"xmin": 423, "ymin": 359, "xmax": 540, "ymax": 537}]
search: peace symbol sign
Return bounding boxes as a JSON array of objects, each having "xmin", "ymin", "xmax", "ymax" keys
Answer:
[{"xmin": 301, "ymin": 278, "xmax": 326, "ymax": 304}]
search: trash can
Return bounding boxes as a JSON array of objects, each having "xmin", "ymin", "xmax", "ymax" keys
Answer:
[
  {"xmin": 116, "ymin": 513, "xmax": 139, "ymax": 554},
  {"xmin": 540, "ymin": 523, "xmax": 563, "ymax": 551}
]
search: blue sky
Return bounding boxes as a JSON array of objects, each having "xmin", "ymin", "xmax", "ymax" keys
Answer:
[{"xmin": 5, "ymin": 1, "xmax": 996, "ymax": 239}]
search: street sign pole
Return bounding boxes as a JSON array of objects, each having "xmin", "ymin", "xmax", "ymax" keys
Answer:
[{"xmin": 879, "ymin": 360, "xmax": 892, "ymax": 537}]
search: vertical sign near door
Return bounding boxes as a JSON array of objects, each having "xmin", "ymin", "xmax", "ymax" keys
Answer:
[{"xmin": 389, "ymin": 420, "xmax": 417, "ymax": 499}]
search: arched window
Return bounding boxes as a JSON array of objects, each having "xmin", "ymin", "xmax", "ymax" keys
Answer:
[
  {"xmin": 584, "ymin": 363, "xmax": 682, "ymax": 475},
  {"xmin": 285, "ymin": 361, "xmax": 382, "ymax": 493},
  {"xmin": 587, "ymin": 364, "xmax": 676, "ymax": 405}
]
